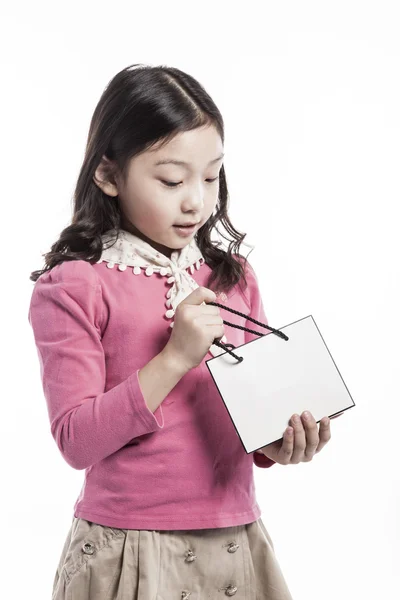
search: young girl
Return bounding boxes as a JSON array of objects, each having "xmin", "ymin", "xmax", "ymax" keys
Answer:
[{"xmin": 29, "ymin": 63, "xmax": 336, "ymax": 600}]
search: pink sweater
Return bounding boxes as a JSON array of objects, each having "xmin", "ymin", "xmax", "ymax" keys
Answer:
[{"xmin": 28, "ymin": 256, "xmax": 274, "ymax": 530}]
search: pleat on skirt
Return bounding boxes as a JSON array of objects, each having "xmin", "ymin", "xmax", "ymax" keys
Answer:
[{"xmin": 52, "ymin": 515, "xmax": 293, "ymax": 599}]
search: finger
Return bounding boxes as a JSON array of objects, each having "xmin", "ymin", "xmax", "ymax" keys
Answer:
[
  {"xmin": 289, "ymin": 414, "xmax": 306, "ymax": 464},
  {"xmin": 196, "ymin": 315, "xmax": 224, "ymax": 325},
  {"xmin": 315, "ymin": 418, "xmax": 331, "ymax": 453},
  {"xmin": 278, "ymin": 427, "xmax": 294, "ymax": 465},
  {"xmin": 301, "ymin": 412, "xmax": 320, "ymax": 461}
]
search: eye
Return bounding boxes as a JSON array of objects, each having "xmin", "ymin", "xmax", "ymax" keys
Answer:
[{"xmin": 161, "ymin": 176, "xmax": 219, "ymax": 188}]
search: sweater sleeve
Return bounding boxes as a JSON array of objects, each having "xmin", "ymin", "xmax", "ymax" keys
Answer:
[
  {"xmin": 242, "ymin": 260, "xmax": 276, "ymax": 469},
  {"xmin": 28, "ymin": 260, "xmax": 163, "ymax": 471}
]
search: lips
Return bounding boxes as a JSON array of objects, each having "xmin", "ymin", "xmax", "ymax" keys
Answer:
[{"xmin": 173, "ymin": 223, "xmax": 198, "ymax": 237}]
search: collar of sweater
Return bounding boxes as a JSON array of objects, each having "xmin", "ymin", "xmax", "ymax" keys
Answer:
[{"xmin": 97, "ymin": 228, "xmax": 227, "ymax": 357}]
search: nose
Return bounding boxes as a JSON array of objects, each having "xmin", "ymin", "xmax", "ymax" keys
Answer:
[{"xmin": 181, "ymin": 184, "xmax": 205, "ymax": 213}]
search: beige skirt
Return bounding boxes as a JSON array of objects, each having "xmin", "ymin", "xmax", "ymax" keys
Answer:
[{"xmin": 52, "ymin": 516, "xmax": 293, "ymax": 599}]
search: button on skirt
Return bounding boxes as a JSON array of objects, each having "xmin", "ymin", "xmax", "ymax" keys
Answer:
[{"xmin": 52, "ymin": 516, "xmax": 293, "ymax": 599}]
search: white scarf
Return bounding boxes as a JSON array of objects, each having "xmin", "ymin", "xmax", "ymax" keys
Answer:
[{"xmin": 97, "ymin": 228, "xmax": 228, "ymax": 357}]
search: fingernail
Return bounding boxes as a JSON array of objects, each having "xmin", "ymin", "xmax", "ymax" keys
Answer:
[{"xmin": 303, "ymin": 411, "xmax": 310, "ymax": 420}]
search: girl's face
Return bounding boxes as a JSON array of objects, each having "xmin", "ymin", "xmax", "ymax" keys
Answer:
[{"xmin": 94, "ymin": 125, "xmax": 224, "ymax": 258}]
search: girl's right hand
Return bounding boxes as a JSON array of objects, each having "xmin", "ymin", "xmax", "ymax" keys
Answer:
[{"xmin": 165, "ymin": 286, "xmax": 225, "ymax": 371}]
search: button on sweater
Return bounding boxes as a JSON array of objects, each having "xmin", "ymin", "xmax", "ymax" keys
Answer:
[{"xmin": 28, "ymin": 256, "xmax": 275, "ymax": 530}]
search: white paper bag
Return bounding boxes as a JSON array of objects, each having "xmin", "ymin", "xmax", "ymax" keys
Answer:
[{"xmin": 205, "ymin": 315, "xmax": 355, "ymax": 453}]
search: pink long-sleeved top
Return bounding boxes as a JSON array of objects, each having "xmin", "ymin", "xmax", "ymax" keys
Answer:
[{"xmin": 28, "ymin": 255, "xmax": 275, "ymax": 530}]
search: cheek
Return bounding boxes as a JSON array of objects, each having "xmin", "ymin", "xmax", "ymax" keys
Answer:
[
  {"xmin": 205, "ymin": 194, "xmax": 218, "ymax": 216},
  {"xmin": 126, "ymin": 196, "xmax": 172, "ymax": 229}
]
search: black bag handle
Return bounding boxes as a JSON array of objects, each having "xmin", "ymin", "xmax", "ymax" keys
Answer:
[{"xmin": 208, "ymin": 301, "xmax": 289, "ymax": 364}]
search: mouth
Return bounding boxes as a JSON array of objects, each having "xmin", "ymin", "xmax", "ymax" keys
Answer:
[{"xmin": 173, "ymin": 223, "xmax": 199, "ymax": 236}]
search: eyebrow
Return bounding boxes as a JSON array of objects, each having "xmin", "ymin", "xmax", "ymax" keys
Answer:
[{"xmin": 154, "ymin": 152, "xmax": 225, "ymax": 167}]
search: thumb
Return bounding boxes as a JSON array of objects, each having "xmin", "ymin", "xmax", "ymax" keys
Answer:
[
  {"xmin": 180, "ymin": 286, "xmax": 217, "ymax": 306},
  {"xmin": 330, "ymin": 412, "xmax": 344, "ymax": 420}
]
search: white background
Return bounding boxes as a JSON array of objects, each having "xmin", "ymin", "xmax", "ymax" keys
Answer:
[{"xmin": 1, "ymin": 1, "xmax": 399, "ymax": 598}]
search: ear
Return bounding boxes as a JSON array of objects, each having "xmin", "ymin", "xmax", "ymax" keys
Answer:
[{"xmin": 93, "ymin": 155, "xmax": 119, "ymax": 196}]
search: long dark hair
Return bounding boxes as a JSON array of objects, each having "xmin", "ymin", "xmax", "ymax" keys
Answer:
[{"xmin": 29, "ymin": 63, "xmax": 253, "ymax": 294}]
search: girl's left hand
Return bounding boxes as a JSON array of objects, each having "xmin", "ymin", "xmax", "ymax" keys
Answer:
[{"xmin": 258, "ymin": 411, "xmax": 344, "ymax": 465}]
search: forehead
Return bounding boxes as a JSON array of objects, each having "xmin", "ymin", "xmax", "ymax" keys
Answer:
[{"xmin": 144, "ymin": 126, "xmax": 224, "ymax": 168}]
